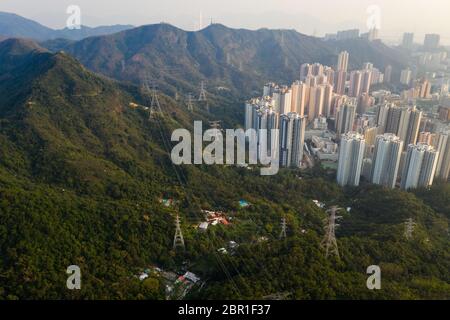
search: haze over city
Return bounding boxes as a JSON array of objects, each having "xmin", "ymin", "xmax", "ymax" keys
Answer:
[{"xmin": 1, "ymin": 0, "xmax": 450, "ymax": 44}]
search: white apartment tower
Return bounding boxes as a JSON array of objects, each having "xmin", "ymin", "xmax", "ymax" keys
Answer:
[
  {"xmin": 434, "ymin": 131, "xmax": 450, "ymax": 181},
  {"xmin": 337, "ymin": 51, "xmax": 349, "ymax": 72},
  {"xmin": 400, "ymin": 68, "xmax": 412, "ymax": 86},
  {"xmin": 370, "ymin": 134, "xmax": 404, "ymax": 188},
  {"xmin": 279, "ymin": 113, "xmax": 306, "ymax": 168},
  {"xmin": 349, "ymin": 71, "xmax": 363, "ymax": 97},
  {"xmin": 336, "ymin": 102, "xmax": 356, "ymax": 135},
  {"xmin": 337, "ymin": 132, "xmax": 366, "ymax": 187},
  {"xmin": 401, "ymin": 143, "xmax": 439, "ymax": 190}
]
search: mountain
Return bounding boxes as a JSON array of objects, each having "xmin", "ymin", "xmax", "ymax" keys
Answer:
[
  {"xmin": 0, "ymin": 12, "xmax": 54, "ymax": 41},
  {"xmin": 56, "ymin": 23, "xmax": 410, "ymax": 98},
  {"xmin": 0, "ymin": 38, "xmax": 194, "ymax": 298},
  {"xmin": 324, "ymin": 38, "xmax": 408, "ymax": 77},
  {"xmin": 0, "ymin": 38, "xmax": 448, "ymax": 300},
  {"xmin": 0, "ymin": 12, "xmax": 133, "ymax": 41},
  {"xmin": 59, "ymin": 23, "xmax": 335, "ymax": 96},
  {"xmin": 1, "ymin": 12, "xmax": 410, "ymax": 97}
]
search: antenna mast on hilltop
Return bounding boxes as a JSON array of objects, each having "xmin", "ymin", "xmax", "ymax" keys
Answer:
[
  {"xmin": 173, "ymin": 214, "xmax": 185, "ymax": 251},
  {"xmin": 321, "ymin": 206, "xmax": 342, "ymax": 259}
]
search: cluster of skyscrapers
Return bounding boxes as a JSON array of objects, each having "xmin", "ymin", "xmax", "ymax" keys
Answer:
[
  {"xmin": 401, "ymin": 32, "xmax": 441, "ymax": 50},
  {"xmin": 245, "ymin": 49, "xmax": 449, "ymax": 190},
  {"xmin": 336, "ymin": 102, "xmax": 449, "ymax": 189},
  {"xmin": 245, "ymin": 99, "xmax": 306, "ymax": 168}
]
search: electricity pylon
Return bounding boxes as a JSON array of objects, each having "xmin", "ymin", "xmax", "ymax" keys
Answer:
[
  {"xmin": 279, "ymin": 217, "xmax": 287, "ymax": 240},
  {"xmin": 321, "ymin": 206, "xmax": 342, "ymax": 259},
  {"xmin": 173, "ymin": 214, "xmax": 185, "ymax": 251},
  {"xmin": 198, "ymin": 81, "xmax": 207, "ymax": 102},
  {"xmin": 404, "ymin": 218, "xmax": 416, "ymax": 240},
  {"xmin": 198, "ymin": 81, "xmax": 210, "ymax": 113},
  {"xmin": 142, "ymin": 76, "xmax": 163, "ymax": 118},
  {"xmin": 187, "ymin": 93, "xmax": 194, "ymax": 112}
]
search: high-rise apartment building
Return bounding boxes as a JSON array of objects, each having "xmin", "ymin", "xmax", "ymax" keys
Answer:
[
  {"xmin": 337, "ymin": 51, "xmax": 349, "ymax": 72},
  {"xmin": 336, "ymin": 102, "xmax": 356, "ymax": 136},
  {"xmin": 337, "ymin": 132, "xmax": 366, "ymax": 187},
  {"xmin": 255, "ymin": 108, "xmax": 280, "ymax": 158},
  {"xmin": 325, "ymin": 68, "xmax": 335, "ymax": 86},
  {"xmin": 323, "ymin": 84, "xmax": 334, "ymax": 117},
  {"xmin": 291, "ymin": 81, "xmax": 308, "ymax": 116},
  {"xmin": 381, "ymin": 105, "xmax": 422, "ymax": 149},
  {"xmin": 300, "ymin": 63, "xmax": 312, "ymax": 81},
  {"xmin": 402, "ymin": 32, "xmax": 414, "ymax": 49},
  {"xmin": 418, "ymin": 132, "xmax": 435, "ymax": 145},
  {"xmin": 361, "ymin": 69, "xmax": 373, "ymax": 95},
  {"xmin": 384, "ymin": 65, "xmax": 392, "ymax": 83},
  {"xmin": 308, "ymin": 85, "xmax": 325, "ymax": 121},
  {"xmin": 349, "ymin": 71, "xmax": 362, "ymax": 97},
  {"xmin": 418, "ymin": 79, "xmax": 432, "ymax": 99},
  {"xmin": 400, "ymin": 68, "xmax": 412, "ymax": 86},
  {"xmin": 279, "ymin": 113, "xmax": 306, "ymax": 168},
  {"xmin": 401, "ymin": 143, "xmax": 439, "ymax": 190},
  {"xmin": 335, "ymin": 70, "xmax": 347, "ymax": 95},
  {"xmin": 434, "ymin": 131, "xmax": 450, "ymax": 181},
  {"xmin": 403, "ymin": 107, "xmax": 422, "ymax": 148},
  {"xmin": 424, "ymin": 34, "xmax": 440, "ymax": 49},
  {"xmin": 311, "ymin": 63, "xmax": 324, "ymax": 76},
  {"xmin": 370, "ymin": 134, "xmax": 404, "ymax": 188},
  {"xmin": 375, "ymin": 103, "xmax": 392, "ymax": 134}
]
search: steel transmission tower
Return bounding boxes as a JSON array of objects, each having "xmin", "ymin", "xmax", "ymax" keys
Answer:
[
  {"xmin": 187, "ymin": 93, "xmax": 194, "ymax": 112},
  {"xmin": 142, "ymin": 76, "xmax": 163, "ymax": 118},
  {"xmin": 199, "ymin": 81, "xmax": 207, "ymax": 101},
  {"xmin": 279, "ymin": 217, "xmax": 287, "ymax": 240},
  {"xmin": 404, "ymin": 218, "xmax": 416, "ymax": 240},
  {"xmin": 173, "ymin": 214, "xmax": 185, "ymax": 251},
  {"xmin": 321, "ymin": 206, "xmax": 342, "ymax": 259},
  {"xmin": 198, "ymin": 81, "xmax": 210, "ymax": 113}
]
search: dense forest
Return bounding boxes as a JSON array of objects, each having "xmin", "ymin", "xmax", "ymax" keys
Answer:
[{"xmin": 0, "ymin": 38, "xmax": 448, "ymax": 300}]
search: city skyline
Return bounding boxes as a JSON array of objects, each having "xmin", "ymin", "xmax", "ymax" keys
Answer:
[{"xmin": 2, "ymin": 0, "xmax": 450, "ymax": 44}]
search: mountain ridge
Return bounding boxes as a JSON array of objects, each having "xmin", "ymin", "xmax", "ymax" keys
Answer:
[
  {"xmin": 52, "ymin": 22, "xmax": 410, "ymax": 98},
  {"xmin": 0, "ymin": 11, "xmax": 133, "ymax": 41}
]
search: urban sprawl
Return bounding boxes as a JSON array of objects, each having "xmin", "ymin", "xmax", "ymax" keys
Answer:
[{"xmin": 245, "ymin": 32, "xmax": 450, "ymax": 190}]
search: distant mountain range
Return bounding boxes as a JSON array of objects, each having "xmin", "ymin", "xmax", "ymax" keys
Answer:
[
  {"xmin": 1, "ymin": 12, "xmax": 410, "ymax": 98},
  {"xmin": 54, "ymin": 23, "xmax": 409, "ymax": 98},
  {"xmin": 0, "ymin": 11, "xmax": 133, "ymax": 41}
]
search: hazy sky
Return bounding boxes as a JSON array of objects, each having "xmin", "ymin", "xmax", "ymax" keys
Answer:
[{"xmin": 1, "ymin": 0, "xmax": 450, "ymax": 44}]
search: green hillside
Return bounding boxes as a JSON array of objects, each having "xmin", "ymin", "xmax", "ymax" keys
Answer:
[{"xmin": 0, "ymin": 39, "xmax": 448, "ymax": 300}]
